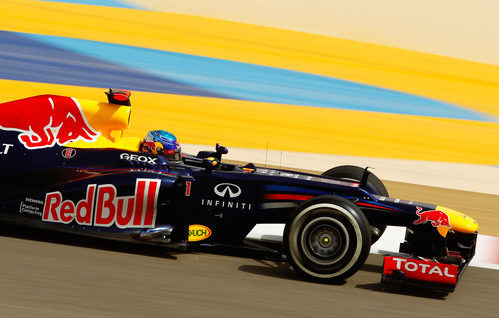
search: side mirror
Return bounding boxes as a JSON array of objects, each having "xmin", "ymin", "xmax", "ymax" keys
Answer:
[
  {"xmin": 216, "ymin": 143, "xmax": 228, "ymax": 158},
  {"xmin": 196, "ymin": 144, "xmax": 228, "ymax": 161}
]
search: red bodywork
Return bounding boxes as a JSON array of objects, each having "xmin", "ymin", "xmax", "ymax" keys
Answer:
[{"xmin": 383, "ymin": 256, "xmax": 458, "ymax": 285}]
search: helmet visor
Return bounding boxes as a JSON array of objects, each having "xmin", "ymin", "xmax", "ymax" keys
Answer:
[{"xmin": 163, "ymin": 147, "xmax": 182, "ymax": 161}]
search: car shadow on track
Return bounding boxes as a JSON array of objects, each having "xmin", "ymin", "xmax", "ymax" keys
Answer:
[
  {"xmin": 238, "ymin": 260, "xmax": 386, "ymax": 285},
  {"xmin": 238, "ymin": 253, "xmax": 386, "ymax": 283},
  {"xmin": 359, "ymin": 263, "xmax": 383, "ymax": 273},
  {"xmin": 355, "ymin": 283, "xmax": 448, "ymax": 300},
  {"xmin": 238, "ymin": 260, "xmax": 347, "ymax": 286},
  {"xmin": 238, "ymin": 259, "xmax": 449, "ymax": 299},
  {"xmin": 0, "ymin": 223, "xmax": 181, "ymax": 260},
  {"xmin": 236, "ymin": 255, "xmax": 450, "ymax": 300},
  {"xmin": 0, "ymin": 223, "xmax": 450, "ymax": 299},
  {"xmin": 239, "ymin": 260, "xmax": 301, "ymax": 280}
]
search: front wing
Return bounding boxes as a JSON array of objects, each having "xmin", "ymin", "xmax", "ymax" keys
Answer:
[{"xmin": 381, "ymin": 252, "xmax": 472, "ymax": 292}]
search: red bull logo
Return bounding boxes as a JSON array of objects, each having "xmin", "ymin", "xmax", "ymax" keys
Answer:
[
  {"xmin": 0, "ymin": 95, "xmax": 100, "ymax": 149},
  {"xmin": 42, "ymin": 178, "xmax": 160, "ymax": 228},
  {"xmin": 413, "ymin": 206, "xmax": 451, "ymax": 228}
]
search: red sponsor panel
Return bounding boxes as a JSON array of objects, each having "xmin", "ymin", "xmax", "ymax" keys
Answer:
[
  {"xmin": 383, "ymin": 256, "xmax": 458, "ymax": 285},
  {"xmin": 264, "ymin": 193, "xmax": 314, "ymax": 201},
  {"xmin": 41, "ymin": 179, "xmax": 160, "ymax": 228}
]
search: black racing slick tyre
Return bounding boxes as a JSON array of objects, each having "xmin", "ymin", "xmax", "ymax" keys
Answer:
[
  {"xmin": 321, "ymin": 165, "xmax": 389, "ymax": 244},
  {"xmin": 284, "ymin": 195, "xmax": 371, "ymax": 283}
]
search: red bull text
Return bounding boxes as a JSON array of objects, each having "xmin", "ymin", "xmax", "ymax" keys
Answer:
[
  {"xmin": 42, "ymin": 179, "xmax": 160, "ymax": 228},
  {"xmin": 0, "ymin": 95, "xmax": 100, "ymax": 149}
]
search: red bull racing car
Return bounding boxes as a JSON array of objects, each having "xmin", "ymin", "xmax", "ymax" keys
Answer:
[{"xmin": 0, "ymin": 90, "xmax": 478, "ymax": 292}]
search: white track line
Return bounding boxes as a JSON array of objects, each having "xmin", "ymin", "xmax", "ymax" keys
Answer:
[{"xmin": 246, "ymin": 224, "xmax": 499, "ymax": 270}]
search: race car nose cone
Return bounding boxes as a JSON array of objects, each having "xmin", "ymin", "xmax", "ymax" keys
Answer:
[{"xmin": 435, "ymin": 205, "xmax": 479, "ymax": 237}]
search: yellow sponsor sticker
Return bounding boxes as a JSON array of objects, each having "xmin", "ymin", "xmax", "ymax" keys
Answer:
[{"xmin": 188, "ymin": 224, "xmax": 212, "ymax": 242}]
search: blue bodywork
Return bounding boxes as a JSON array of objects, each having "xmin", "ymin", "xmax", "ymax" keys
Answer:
[{"xmin": 0, "ymin": 129, "xmax": 443, "ymax": 244}]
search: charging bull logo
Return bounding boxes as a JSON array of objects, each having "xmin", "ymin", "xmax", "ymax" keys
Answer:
[
  {"xmin": 0, "ymin": 95, "xmax": 100, "ymax": 149},
  {"xmin": 413, "ymin": 206, "xmax": 451, "ymax": 228}
]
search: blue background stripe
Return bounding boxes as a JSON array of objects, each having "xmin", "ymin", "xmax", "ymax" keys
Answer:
[
  {"xmin": 20, "ymin": 32, "xmax": 492, "ymax": 121},
  {"xmin": 0, "ymin": 31, "xmax": 230, "ymax": 99}
]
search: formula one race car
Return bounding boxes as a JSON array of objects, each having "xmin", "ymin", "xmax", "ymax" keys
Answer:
[{"xmin": 0, "ymin": 90, "xmax": 478, "ymax": 292}]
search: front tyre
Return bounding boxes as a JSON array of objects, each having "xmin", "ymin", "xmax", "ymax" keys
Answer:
[{"xmin": 284, "ymin": 195, "xmax": 371, "ymax": 283}]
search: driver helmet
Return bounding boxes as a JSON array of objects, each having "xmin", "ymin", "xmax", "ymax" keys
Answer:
[{"xmin": 140, "ymin": 130, "xmax": 182, "ymax": 161}]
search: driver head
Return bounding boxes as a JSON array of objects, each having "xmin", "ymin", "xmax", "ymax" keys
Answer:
[{"xmin": 141, "ymin": 130, "xmax": 182, "ymax": 161}]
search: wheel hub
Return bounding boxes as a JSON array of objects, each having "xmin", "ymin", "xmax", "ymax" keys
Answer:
[
  {"xmin": 319, "ymin": 233, "xmax": 333, "ymax": 248},
  {"xmin": 309, "ymin": 224, "xmax": 341, "ymax": 258}
]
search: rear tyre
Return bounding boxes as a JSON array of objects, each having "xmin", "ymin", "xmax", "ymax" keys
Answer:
[
  {"xmin": 322, "ymin": 165, "xmax": 389, "ymax": 243},
  {"xmin": 284, "ymin": 195, "xmax": 371, "ymax": 283}
]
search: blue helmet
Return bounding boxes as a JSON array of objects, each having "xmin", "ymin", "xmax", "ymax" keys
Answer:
[{"xmin": 141, "ymin": 130, "xmax": 182, "ymax": 161}]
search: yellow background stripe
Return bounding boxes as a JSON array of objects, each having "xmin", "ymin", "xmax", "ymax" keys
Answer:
[{"xmin": 1, "ymin": 79, "xmax": 497, "ymax": 164}]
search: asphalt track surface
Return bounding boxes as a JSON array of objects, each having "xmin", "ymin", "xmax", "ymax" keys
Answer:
[{"xmin": 0, "ymin": 182, "xmax": 497, "ymax": 317}]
